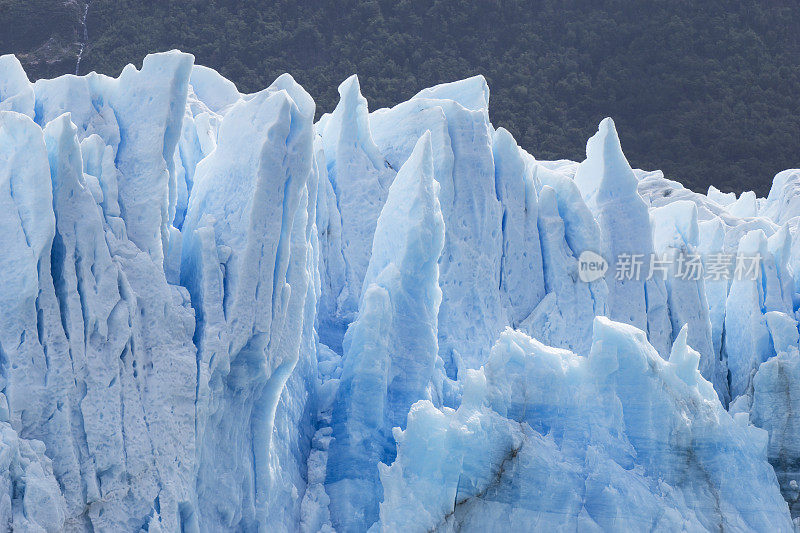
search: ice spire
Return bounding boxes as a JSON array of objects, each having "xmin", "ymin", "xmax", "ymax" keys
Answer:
[
  {"xmin": 574, "ymin": 118, "xmax": 671, "ymax": 356},
  {"xmin": 325, "ymin": 131, "xmax": 445, "ymax": 532},
  {"xmin": 181, "ymin": 79, "xmax": 318, "ymax": 529},
  {"xmin": 370, "ymin": 75, "xmax": 505, "ymax": 375},
  {"xmin": 574, "ymin": 117, "xmax": 639, "ymax": 211},
  {"xmin": 318, "ymin": 74, "xmax": 395, "ymax": 350},
  {"xmin": 110, "ymin": 51, "xmax": 193, "ymax": 267}
]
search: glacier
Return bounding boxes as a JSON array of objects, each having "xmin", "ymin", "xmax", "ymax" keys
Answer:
[{"xmin": 0, "ymin": 50, "xmax": 799, "ymax": 532}]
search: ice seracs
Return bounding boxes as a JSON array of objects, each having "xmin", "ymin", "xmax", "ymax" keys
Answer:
[
  {"xmin": 376, "ymin": 319, "xmax": 792, "ymax": 532},
  {"xmin": 411, "ymin": 74, "xmax": 490, "ymax": 111},
  {"xmin": 749, "ymin": 345, "xmax": 800, "ymax": 517},
  {"xmin": 0, "ymin": 51, "xmax": 800, "ymax": 531}
]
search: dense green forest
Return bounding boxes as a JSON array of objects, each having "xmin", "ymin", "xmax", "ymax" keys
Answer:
[{"xmin": 2, "ymin": 0, "xmax": 798, "ymax": 194}]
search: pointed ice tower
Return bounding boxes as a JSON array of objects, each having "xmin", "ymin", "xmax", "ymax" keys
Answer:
[
  {"xmin": 318, "ymin": 74, "xmax": 396, "ymax": 350},
  {"xmin": 574, "ymin": 118, "xmax": 671, "ymax": 355},
  {"xmin": 325, "ymin": 132, "xmax": 445, "ymax": 532},
  {"xmin": 370, "ymin": 75, "xmax": 505, "ymax": 375},
  {"xmin": 108, "ymin": 52, "xmax": 194, "ymax": 268},
  {"xmin": 181, "ymin": 78, "xmax": 318, "ymax": 530}
]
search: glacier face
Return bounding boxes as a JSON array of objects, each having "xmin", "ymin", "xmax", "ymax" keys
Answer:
[{"xmin": 0, "ymin": 50, "xmax": 799, "ymax": 532}]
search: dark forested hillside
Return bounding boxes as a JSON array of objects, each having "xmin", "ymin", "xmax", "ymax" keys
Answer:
[{"xmin": 2, "ymin": 0, "xmax": 798, "ymax": 194}]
